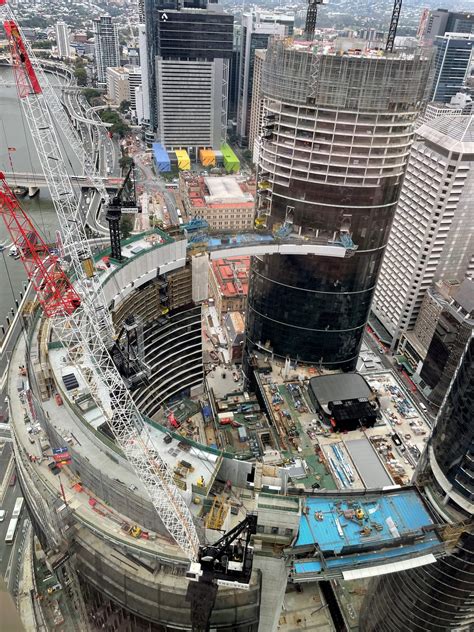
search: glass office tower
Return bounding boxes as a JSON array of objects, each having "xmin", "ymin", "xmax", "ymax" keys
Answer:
[{"xmin": 245, "ymin": 40, "xmax": 433, "ymax": 371}]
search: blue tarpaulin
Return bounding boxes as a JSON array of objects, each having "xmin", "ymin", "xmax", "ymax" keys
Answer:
[{"xmin": 152, "ymin": 143, "xmax": 171, "ymax": 173}]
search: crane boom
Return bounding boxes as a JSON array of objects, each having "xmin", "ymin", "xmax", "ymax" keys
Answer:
[
  {"xmin": 1, "ymin": 13, "xmax": 201, "ymax": 561},
  {"xmin": 1, "ymin": 1, "xmax": 109, "ymax": 207},
  {"xmin": 2, "ymin": 10, "xmax": 114, "ymax": 345},
  {"xmin": 0, "ymin": 175, "xmax": 81, "ymax": 317}
]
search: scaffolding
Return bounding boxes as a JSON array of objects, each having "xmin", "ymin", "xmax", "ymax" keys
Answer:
[{"xmin": 262, "ymin": 38, "xmax": 435, "ymax": 109}]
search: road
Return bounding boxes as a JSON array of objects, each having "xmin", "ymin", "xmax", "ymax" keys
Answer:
[
  {"xmin": 363, "ymin": 330, "xmax": 437, "ymax": 422},
  {"xmin": 0, "ymin": 476, "xmax": 25, "ymax": 582},
  {"xmin": 134, "ymin": 150, "xmax": 180, "ymax": 225}
]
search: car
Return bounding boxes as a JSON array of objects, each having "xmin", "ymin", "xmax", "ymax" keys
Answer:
[
  {"xmin": 392, "ymin": 433, "xmax": 402, "ymax": 447},
  {"xmin": 0, "ymin": 509, "xmax": 5, "ymax": 521},
  {"xmin": 47, "ymin": 583, "xmax": 62, "ymax": 595}
]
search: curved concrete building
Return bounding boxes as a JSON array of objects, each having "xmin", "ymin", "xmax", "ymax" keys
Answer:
[
  {"xmin": 245, "ymin": 39, "xmax": 433, "ymax": 371},
  {"xmin": 6, "ymin": 227, "xmax": 465, "ymax": 631},
  {"xmin": 7, "ymin": 233, "xmax": 299, "ymax": 632}
]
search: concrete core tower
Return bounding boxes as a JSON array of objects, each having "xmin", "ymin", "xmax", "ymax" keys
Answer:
[{"xmin": 245, "ymin": 39, "xmax": 433, "ymax": 371}]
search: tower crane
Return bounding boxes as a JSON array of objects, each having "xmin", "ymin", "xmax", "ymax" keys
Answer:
[
  {"xmin": 106, "ymin": 161, "xmax": 138, "ymax": 262},
  {"xmin": 0, "ymin": 0, "xmax": 110, "ymax": 217},
  {"xmin": 0, "ymin": 6, "xmax": 257, "ymax": 628},
  {"xmin": 385, "ymin": 0, "xmax": 403, "ymax": 52},
  {"xmin": 304, "ymin": 0, "xmax": 328, "ymax": 41}
]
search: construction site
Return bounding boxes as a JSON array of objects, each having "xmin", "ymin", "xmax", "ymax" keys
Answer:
[{"xmin": 0, "ymin": 1, "xmax": 471, "ymax": 631}]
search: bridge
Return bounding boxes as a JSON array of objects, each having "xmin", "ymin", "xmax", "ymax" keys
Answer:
[
  {"xmin": 187, "ymin": 230, "xmax": 358, "ymax": 259},
  {"xmin": 2, "ymin": 172, "xmax": 122, "ymax": 192}
]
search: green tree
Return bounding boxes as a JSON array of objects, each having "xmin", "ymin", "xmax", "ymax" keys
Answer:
[
  {"xmin": 99, "ymin": 108, "xmax": 130, "ymax": 138},
  {"xmin": 120, "ymin": 216, "xmax": 134, "ymax": 239},
  {"xmin": 119, "ymin": 155, "xmax": 133, "ymax": 171},
  {"xmin": 34, "ymin": 40, "xmax": 53, "ymax": 49},
  {"xmin": 82, "ymin": 88, "xmax": 102, "ymax": 104},
  {"xmin": 74, "ymin": 66, "xmax": 87, "ymax": 86},
  {"xmin": 119, "ymin": 99, "xmax": 131, "ymax": 114}
]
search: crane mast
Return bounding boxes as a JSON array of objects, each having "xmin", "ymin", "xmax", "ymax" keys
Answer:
[
  {"xmin": 385, "ymin": 0, "xmax": 403, "ymax": 52},
  {"xmin": 304, "ymin": 0, "xmax": 327, "ymax": 41},
  {"xmin": 0, "ymin": 1, "xmax": 109, "ymax": 207},
  {"xmin": 1, "ymin": 3, "xmax": 259, "ymax": 614},
  {"xmin": 0, "ymin": 7, "xmax": 201, "ymax": 562}
]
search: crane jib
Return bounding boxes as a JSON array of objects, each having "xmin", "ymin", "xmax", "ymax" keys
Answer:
[{"xmin": 3, "ymin": 19, "xmax": 42, "ymax": 97}]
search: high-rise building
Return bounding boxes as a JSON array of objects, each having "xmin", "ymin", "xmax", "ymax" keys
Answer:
[
  {"xmin": 137, "ymin": 23, "xmax": 150, "ymax": 126},
  {"xmin": 143, "ymin": 0, "xmax": 233, "ymax": 152},
  {"xmin": 430, "ymin": 33, "xmax": 474, "ymax": 103},
  {"xmin": 372, "ymin": 115, "xmax": 474, "ymax": 349},
  {"xmin": 248, "ymin": 49, "xmax": 266, "ymax": 164},
  {"xmin": 360, "ymin": 334, "xmax": 474, "ymax": 632},
  {"xmin": 244, "ymin": 39, "xmax": 433, "ymax": 372},
  {"xmin": 236, "ymin": 12, "xmax": 293, "ymax": 145},
  {"xmin": 228, "ymin": 24, "xmax": 241, "ymax": 124},
  {"xmin": 420, "ymin": 8, "xmax": 474, "ymax": 43},
  {"xmin": 419, "ymin": 278, "xmax": 474, "ymax": 407},
  {"xmin": 93, "ymin": 16, "xmax": 120, "ymax": 86},
  {"xmin": 106, "ymin": 67, "xmax": 142, "ymax": 114},
  {"xmin": 55, "ymin": 21, "xmax": 70, "ymax": 59}
]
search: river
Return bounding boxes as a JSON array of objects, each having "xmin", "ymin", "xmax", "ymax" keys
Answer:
[{"xmin": 0, "ymin": 65, "xmax": 80, "ymax": 329}]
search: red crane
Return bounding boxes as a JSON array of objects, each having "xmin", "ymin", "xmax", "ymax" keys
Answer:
[{"xmin": 0, "ymin": 173, "xmax": 81, "ymax": 317}]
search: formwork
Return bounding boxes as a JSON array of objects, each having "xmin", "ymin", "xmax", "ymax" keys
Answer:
[{"xmin": 262, "ymin": 38, "xmax": 435, "ymax": 110}]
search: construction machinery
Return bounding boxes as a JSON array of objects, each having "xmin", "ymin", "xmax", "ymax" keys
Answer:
[
  {"xmin": 304, "ymin": 0, "xmax": 328, "ymax": 41},
  {"xmin": 385, "ymin": 0, "xmax": 403, "ymax": 51},
  {"xmin": 0, "ymin": 5, "xmax": 258, "ymax": 630},
  {"xmin": 105, "ymin": 161, "xmax": 138, "ymax": 262}
]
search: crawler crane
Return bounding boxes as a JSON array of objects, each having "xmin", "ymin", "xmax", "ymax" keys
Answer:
[{"xmin": 0, "ymin": 3, "xmax": 257, "ymax": 630}]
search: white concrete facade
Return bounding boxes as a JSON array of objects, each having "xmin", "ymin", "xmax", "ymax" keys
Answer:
[
  {"xmin": 55, "ymin": 21, "xmax": 70, "ymax": 59},
  {"xmin": 138, "ymin": 24, "xmax": 150, "ymax": 123},
  {"xmin": 237, "ymin": 12, "xmax": 289, "ymax": 143},
  {"xmin": 249, "ymin": 49, "xmax": 265, "ymax": 164},
  {"xmin": 372, "ymin": 115, "xmax": 474, "ymax": 347},
  {"xmin": 156, "ymin": 57, "xmax": 228, "ymax": 151},
  {"xmin": 93, "ymin": 16, "xmax": 120, "ymax": 86}
]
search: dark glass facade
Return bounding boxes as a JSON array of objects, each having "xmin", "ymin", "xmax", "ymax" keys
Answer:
[
  {"xmin": 430, "ymin": 335, "xmax": 474, "ymax": 501},
  {"xmin": 245, "ymin": 43, "xmax": 433, "ymax": 372},
  {"xmin": 420, "ymin": 309, "xmax": 472, "ymax": 408},
  {"xmin": 144, "ymin": 0, "xmax": 233, "ymax": 129},
  {"xmin": 360, "ymin": 336, "xmax": 474, "ymax": 631},
  {"xmin": 156, "ymin": 11, "xmax": 233, "ymax": 60},
  {"xmin": 430, "ymin": 36, "xmax": 474, "ymax": 102},
  {"xmin": 359, "ymin": 532, "xmax": 474, "ymax": 632}
]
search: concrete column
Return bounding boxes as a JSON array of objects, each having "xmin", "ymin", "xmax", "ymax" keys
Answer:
[
  {"xmin": 28, "ymin": 187, "xmax": 39, "ymax": 198},
  {"xmin": 253, "ymin": 554, "xmax": 288, "ymax": 632}
]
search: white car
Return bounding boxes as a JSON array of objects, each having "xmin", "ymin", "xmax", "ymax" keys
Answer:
[{"xmin": 0, "ymin": 509, "xmax": 5, "ymax": 522}]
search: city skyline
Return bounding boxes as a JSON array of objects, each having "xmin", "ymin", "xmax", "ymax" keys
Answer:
[{"xmin": 0, "ymin": 2, "xmax": 472, "ymax": 631}]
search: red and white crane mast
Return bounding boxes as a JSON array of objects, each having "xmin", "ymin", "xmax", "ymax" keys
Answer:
[{"xmin": 0, "ymin": 4, "xmax": 201, "ymax": 562}]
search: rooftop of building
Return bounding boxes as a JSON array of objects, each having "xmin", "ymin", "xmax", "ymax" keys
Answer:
[
  {"xmin": 419, "ymin": 114, "xmax": 474, "ymax": 152},
  {"xmin": 275, "ymin": 35, "xmax": 429, "ymax": 59},
  {"xmin": 309, "ymin": 373, "xmax": 373, "ymax": 406},
  {"xmin": 211, "ymin": 256, "xmax": 250, "ymax": 298},
  {"xmin": 429, "ymin": 278, "xmax": 474, "ymax": 321},
  {"xmin": 454, "ymin": 278, "xmax": 474, "ymax": 314},
  {"xmin": 182, "ymin": 174, "xmax": 255, "ymax": 210},
  {"xmin": 291, "ymin": 488, "xmax": 443, "ymax": 580},
  {"xmin": 224, "ymin": 311, "xmax": 245, "ymax": 335},
  {"xmin": 295, "ymin": 488, "xmax": 438, "ymax": 552}
]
